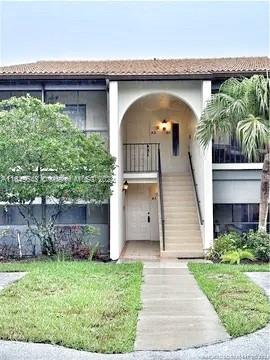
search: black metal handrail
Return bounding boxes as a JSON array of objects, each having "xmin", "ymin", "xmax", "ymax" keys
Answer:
[
  {"xmin": 188, "ymin": 152, "xmax": 204, "ymax": 225},
  {"xmin": 212, "ymin": 144, "xmax": 266, "ymax": 163},
  {"xmin": 158, "ymin": 146, "xmax": 165, "ymax": 251},
  {"xmin": 123, "ymin": 143, "xmax": 159, "ymax": 173}
]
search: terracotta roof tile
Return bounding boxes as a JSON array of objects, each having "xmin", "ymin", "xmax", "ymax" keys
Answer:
[{"xmin": 0, "ymin": 57, "xmax": 269, "ymax": 78}]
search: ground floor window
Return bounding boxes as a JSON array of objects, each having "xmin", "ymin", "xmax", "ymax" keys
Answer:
[
  {"xmin": 213, "ymin": 203, "xmax": 270, "ymax": 237},
  {"xmin": 0, "ymin": 204, "xmax": 108, "ymax": 226}
]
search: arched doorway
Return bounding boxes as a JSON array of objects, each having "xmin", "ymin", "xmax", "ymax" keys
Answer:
[
  {"xmin": 122, "ymin": 93, "xmax": 197, "ymax": 174},
  {"xmin": 120, "ymin": 93, "xmax": 201, "ymax": 259}
]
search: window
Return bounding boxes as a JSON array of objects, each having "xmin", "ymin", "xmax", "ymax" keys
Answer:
[
  {"xmin": 213, "ymin": 203, "xmax": 270, "ymax": 236},
  {"xmin": 233, "ymin": 204, "xmax": 248, "ymax": 222},
  {"xmin": 249, "ymin": 204, "xmax": 259, "ymax": 222},
  {"xmin": 0, "ymin": 205, "xmax": 41, "ymax": 225},
  {"xmin": 87, "ymin": 204, "xmax": 108, "ymax": 224},
  {"xmin": 172, "ymin": 123, "xmax": 180, "ymax": 156},
  {"xmin": 63, "ymin": 104, "xmax": 86, "ymax": 130},
  {"xmin": 0, "ymin": 204, "xmax": 109, "ymax": 226}
]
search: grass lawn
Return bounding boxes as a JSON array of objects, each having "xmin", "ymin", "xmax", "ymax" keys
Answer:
[
  {"xmin": 189, "ymin": 263, "xmax": 270, "ymax": 337},
  {"xmin": 0, "ymin": 260, "xmax": 142, "ymax": 353}
]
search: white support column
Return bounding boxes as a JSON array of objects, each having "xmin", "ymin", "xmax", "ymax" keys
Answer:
[
  {"xmin": 201, "ymin": 80, "xmax": 213, "ymax": 249},
  {"xmin": 109, "ymin": 81, "xmax": 124, "ymax": 260}
]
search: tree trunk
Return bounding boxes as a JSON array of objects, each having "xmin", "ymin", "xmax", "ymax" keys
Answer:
[
  {"xmin": 41, "ymin": 195, "xmax": 46, "ymax": 227},
  {"xmin": 258, "ymin": 149, "xmax": 270, "ymax": 232}
]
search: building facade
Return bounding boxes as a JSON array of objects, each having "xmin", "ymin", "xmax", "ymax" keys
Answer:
[{"xmin": 0, "ymin": 57, "xmax": 269, "ymax": 259}]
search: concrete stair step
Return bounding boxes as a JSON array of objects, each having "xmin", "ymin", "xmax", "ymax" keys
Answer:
[
  {"xmin": 163, "ymin": 182, "xmax": 191, "ymax": 186},
  {"xmin": 165, "ymin": 231, "xmax": 201, "ymax": 237},
  {"xmin": 162, "ymin": 174, "xmax": 190, "ymax": 178},
  {"xmin": 163, "ymin": 200, "xmax": 195, "ymax": 206},
  {"xmin": 163, "ymin": 180, "xmax": 192, "ymax": 183},
  {"xmin": 164, "ymin": 200, "xmax": 196, "ymax": 205},
  {"xmin": 165, "ymin": 228, "xmax": 201, "ymax": 233},
  {"xmin": 163, "ymin": 179, "xmax": 191, "ymax": 182},
  {"xmin": 163, "ymin": 185, "xmax": 192, "ymax": 189},
  {"xmin": 164, "ymin": 197, "xmax": 194, "ymax": 201},
  {"xmin": 164, "ymin": 211, "xmax": 197, "ymax": 215},
  {"xmin": 163, "ymin": 192, "xmax": 194, "ymax": 196},
  {"xmin": 164, "ymin": 219, "xmax": 198, "ymax": 224},
  {"xmin": 165, "ymin": 224, "xmax": 200, "ymax": 230},
  {"xmin": 166, "ymin": 244, "xmax": 203, "ymax": 251},
  {"xmin": 166, "ymin": 238, "xmax": 202, "ymax": 244},
  {"xmin": 166, "ymin": 240, "xmax": 202, "ymax": 246},
  {"xmin": 164, "ymin": 187, "xmax": 193, "ymax": 191},
  {"xmin": 165, "ymin": 208, "xmax": 197, "ymax": 213}
]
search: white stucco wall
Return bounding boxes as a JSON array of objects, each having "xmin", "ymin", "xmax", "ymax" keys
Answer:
[
  {"xmin": 189, "ymin": 81, "xmax": 213, "ymax": 250},
  {"xmin": 109, "ymin": 79, "xmax": 214, "ymax": 259},
  {"xmin": 118, "ymin": 81, "xmax": 202, "ymax": 123},
  {"xmin": 213, "ymin": 170, "xmax": 269, "ymax": 203},
  {"xmin": 109, "ymin": 82, "xmax": 125, "ymax": 260}
]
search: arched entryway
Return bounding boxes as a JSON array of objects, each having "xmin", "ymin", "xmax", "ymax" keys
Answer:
[
  {"xmin": 122, "ymin": 93, "xmax": 197, "ymax": 174},
  {"xmin": 120, "ymin": 92, "xmax": 200, "ymax": 259},
  {"xmin": 109, "ymin": 81, "xmax": 213, "ymax": 261}
]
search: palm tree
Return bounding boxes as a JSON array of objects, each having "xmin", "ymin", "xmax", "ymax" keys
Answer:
[{"xmin": 196, "ymin": 75, "xmax": 269, "ymax": 232}]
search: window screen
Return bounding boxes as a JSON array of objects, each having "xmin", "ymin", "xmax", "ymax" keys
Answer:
[{"xmin": 63, "ymin": 104, "xmax": 86, "ymax": 130}]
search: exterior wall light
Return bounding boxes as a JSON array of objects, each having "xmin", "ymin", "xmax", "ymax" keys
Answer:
[
  {"xmin": 160, "ymin": 119, "xmax": 170, "ymax": 134},
  {"xmin": 123, "ymin": 180, "xmax": 129, "ymax": 192},
  {"xmin": 153, "ymin": 119, "xmax": 171, "ymax": 134}
]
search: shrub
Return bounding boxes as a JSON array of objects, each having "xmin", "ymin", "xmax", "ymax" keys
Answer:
[
  {"xmin": 54, "ymin": 225, "xmax": 101, "ymax": 260},
  {"xmin": 243, "ymin": 230, "xmax": 270, "ymax": 262},
  {"xmin": 221, "ymin": 249, "xmax": 255, "ymax": 265},
  {"xmin": 207, "ymin": 232, "xmax": 242, "ymax": 261}
]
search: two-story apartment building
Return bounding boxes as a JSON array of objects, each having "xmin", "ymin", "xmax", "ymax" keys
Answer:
[{"xmin": 0, "ymin": 57, "xmax": 269, "ymax": 260}]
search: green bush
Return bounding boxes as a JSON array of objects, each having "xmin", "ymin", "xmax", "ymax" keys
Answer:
[
  {"xmin": 207, "ymin": 232, "xmax": 242, "ymax": 261},
  {"xmin": 243, "ymin": 230, "xmax": 270, "ymax": 262},
  {"xmin": 221, "ymin": 249, "xmax": 255, "ymax": 265}
]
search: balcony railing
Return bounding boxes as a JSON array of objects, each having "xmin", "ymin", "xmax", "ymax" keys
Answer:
[
  {"xmin": 212, "ymin": 144, "xmax": 266, "ymax": 163},
  {"xmin": 123, "ymin": 143, "xmax": 159, "ymax": 172}
]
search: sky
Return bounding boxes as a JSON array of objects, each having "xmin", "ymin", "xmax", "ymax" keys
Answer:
[{"xmin": 0, "ymin": 1, "xmax": 269, "ymax": 66}]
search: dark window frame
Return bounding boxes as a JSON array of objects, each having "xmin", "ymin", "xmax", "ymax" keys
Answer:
[{"xmin": 172, "ymin": 123, "xmax": 180, "ymax": 157}]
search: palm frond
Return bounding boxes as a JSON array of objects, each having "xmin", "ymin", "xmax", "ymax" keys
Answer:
[
  {"xmin": 196, "ymin": 93, "xmax": 234, "ymax": 148},
  {"xmin": 219, "ymin": 77, "xmax": 244, "ymax": 97},
  {"xmin": 237, "ymin": 114, "xmax": 269, "ymax": 161},
  {"xmin": 253, "ymin": 75, "xmax": 270, "ymax": 118},
  {"xmin": 196, "ymin": 75, "xmax": 269, "ymax": 151}
]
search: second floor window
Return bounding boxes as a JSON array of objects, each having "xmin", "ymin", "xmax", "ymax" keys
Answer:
[{"xmin": 63, "ymin": 104, "xmax": 86, "ymax": 130}]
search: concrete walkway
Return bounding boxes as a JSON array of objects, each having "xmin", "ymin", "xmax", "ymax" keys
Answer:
[
  {"xmin": 246, "ymin": 272, "xmax": 270, "ymax": 298},
  {"xmin": 0, "ymin": 325, "xmax": 269, "ymax": 360},
  {"xmin": 135, "ymin": 261, "xmax": 229, "ymax": 350},
  {"xmin": 0, "ymin": 268, "xmax": 269, "ymax": 359},
  {"xmin": 0, "ymin": 272, "xmax": 26, "ymax": 291}
]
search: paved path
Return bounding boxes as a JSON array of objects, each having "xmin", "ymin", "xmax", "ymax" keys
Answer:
[
  {"xmin": 246, "ymin": 272, "xmax": 270, "ymax": 298},
  {"xmin": 0, "ymin": 268, "xmax": 269, "ymax": 359},
  {"xmin": 0, "ymin": 272, "xmax": 26, "ymax": 291},
  {"xmin": 134, "ymin": 261, "xmax": 229, "ymax": 350},
  {"xmin": 0, "ymin": 324, "xmax": 269, "ymax": 360}
]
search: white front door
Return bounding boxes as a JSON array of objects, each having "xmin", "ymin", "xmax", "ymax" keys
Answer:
[{"xmin": 126, "ymin": 184, "xmax": 151, "ymax": 240}]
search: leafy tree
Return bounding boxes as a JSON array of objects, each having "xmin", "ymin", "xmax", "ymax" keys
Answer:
[
  {"xmin": 0, "ymin": 96, "xmax": 115, "ymax": 254},
  {"xmin": 196, "ymin": 75, "xmax": 269, "ymax": 232}
]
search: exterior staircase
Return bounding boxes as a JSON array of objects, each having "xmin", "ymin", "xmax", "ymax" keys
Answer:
[{"xmin": 160, "ymin": 174, "xmax": 204, "ymax": 258}]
